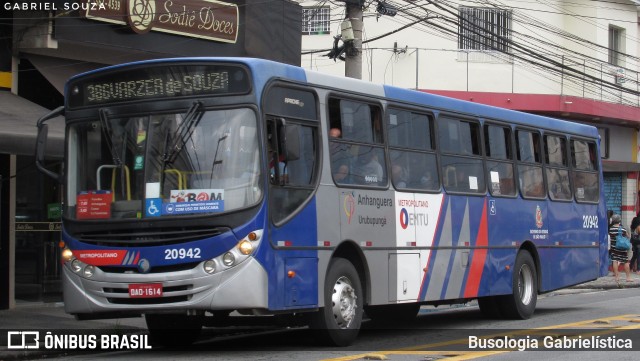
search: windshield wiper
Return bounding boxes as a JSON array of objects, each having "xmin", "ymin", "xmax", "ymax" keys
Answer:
[
  {"xmin": 99, "ymin": 108, "xmax": 121, "ymax": 166},
  {"xmin": 163, "ymin": 101, "xmax": 204, "ymax": 164},
  {"xmin": 208, "ymin": 132, "xmax": 229, "ymax": 187}
]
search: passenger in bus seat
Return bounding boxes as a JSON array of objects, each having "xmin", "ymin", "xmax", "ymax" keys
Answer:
[
  {"xmin": 353, "ymin": 147, "xmax": 383, "ymax": 185},
  {"xmin": 420, "ymin": 171, "xmax": 437, "ymax": 190},
  {"xmin": 268, "ymin": 143, "xmax": 288, "ymax": 185},
  {"xmin": 332, "ymin": 161, "xmax": 350, "ymax": 184},
  {"xmin": 391, "ymin": 164, "xmax": 408, "ymax": 188}
]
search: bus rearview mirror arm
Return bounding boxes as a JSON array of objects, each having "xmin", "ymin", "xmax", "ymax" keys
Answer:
[{"xmin": 36, "ymin": 106, "xmax": 64, "ymax": 183}]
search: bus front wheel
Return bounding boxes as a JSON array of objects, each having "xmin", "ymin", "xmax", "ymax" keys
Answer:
[
  {"xmin": 310, "ymin": 257, "xmax": 363, "ymax": 346},
  {"xmin": 500, "ymin": 251, "xmax": 537, "ymax": 319}
]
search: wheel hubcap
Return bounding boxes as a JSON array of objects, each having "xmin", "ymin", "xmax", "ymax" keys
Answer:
[
  {"xmin": 518, "ymin": 264, "xmax": 534, "ymax": 305},
  {"xmin": 331, "ymin": 275, "xmax": 357, "ymax": 328}
]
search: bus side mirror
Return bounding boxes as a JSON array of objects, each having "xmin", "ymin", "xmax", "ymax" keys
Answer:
[{"xmin": 35, "ymin": 106, "xmax": 64, "ymax": 183}]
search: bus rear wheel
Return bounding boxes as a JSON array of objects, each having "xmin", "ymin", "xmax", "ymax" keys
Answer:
[
  {"xmin": 500, "ymin": 251, "xmax": 537, "ymax": 319},
  {"xmin": 310, "ymin": 257, "xmax": 363, "ymax": 346},
  {"xmin": 145, "ymin": 314, "xmax": 203, "ymax": 347}
]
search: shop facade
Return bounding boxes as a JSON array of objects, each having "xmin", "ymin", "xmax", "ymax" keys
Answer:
[{"xmin": 0, "ymin": 0, "xmax": 302, "ymax": 309}]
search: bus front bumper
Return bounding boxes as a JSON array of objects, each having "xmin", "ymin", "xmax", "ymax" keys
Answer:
[{"xmin": 62, "ymin": 257, "xmax": 269, "ymax": 315}]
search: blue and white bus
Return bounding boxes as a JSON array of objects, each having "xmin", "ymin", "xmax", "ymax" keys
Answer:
[{"xmin": 36, "ymin": 57, "xmax": 608, "ymax": 346}]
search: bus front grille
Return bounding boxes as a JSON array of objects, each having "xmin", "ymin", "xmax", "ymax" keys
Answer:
[
  {"xmin": 74, "ymin": 226, "xmax": 230, "ymax": 247},
  {"xmin": 98, "ymin": 262, "xmax": 200, "ymax": 274}
]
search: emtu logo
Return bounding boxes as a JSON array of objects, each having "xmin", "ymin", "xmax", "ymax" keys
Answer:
[
  {"xmin": 7, "ymin": 331, "xmax": 40, "ymax": 349},
  {"xmin": 399, "ymin": 208, "xmax": 410, "ymax": 229}
]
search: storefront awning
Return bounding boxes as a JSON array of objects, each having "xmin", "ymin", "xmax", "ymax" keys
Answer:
[
  {"xmin": 0, "ymin": 91, "xmax": 64, "ymax": 157},
  {"xmin": 602, "ymin": 160, "xmax": 640, "ymax": 172}
]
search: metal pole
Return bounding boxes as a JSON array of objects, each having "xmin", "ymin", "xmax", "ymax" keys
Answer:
[
  {"xmin": 560, "ymin": 55, "xmax": 564, "ymax": 96},
  {"xmin": 345, "ymin": 3, "xmax": 363, "ymax": 79},
  {"xmin": 466, "ymin": 51, "xmax": 469, "ymax": 92},
  {"xmin": 415, "ymin": 48, "xmax": 419, "ymax": 90}
]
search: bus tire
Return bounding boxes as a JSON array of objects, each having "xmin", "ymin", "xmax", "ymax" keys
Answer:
[
  {"xmin": 310, "ymin": 257, "xmax": 363, "ymax": 346},
  {"xmin": 477, "ymin": 296, "xmax": 503, "ymax": 319},
  {"xmin": 145, "ymin": 314, "xmax": 203, "ymax": 347},
  {"xmin": 500, "ymin": 251, "xmax": 537, "ymax": 319}
]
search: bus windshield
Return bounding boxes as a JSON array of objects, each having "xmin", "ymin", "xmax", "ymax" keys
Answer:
[{"xmin": 65, "ymin": 107, "xmax": 261, "ymax": 220}]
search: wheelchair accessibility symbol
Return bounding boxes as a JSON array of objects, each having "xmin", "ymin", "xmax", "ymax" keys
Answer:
[{"xmin": 145, "ymin": 198, "xmax": 162, "ymax": 217}]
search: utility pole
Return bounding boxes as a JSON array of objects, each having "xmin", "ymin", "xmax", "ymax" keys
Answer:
[{"xmin": 344, "ymin": 2, "xmax": 363, "ymax": 79}]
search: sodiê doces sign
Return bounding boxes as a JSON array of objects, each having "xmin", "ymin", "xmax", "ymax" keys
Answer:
[{"xmin": 82, "ymin": 0, "xmax": 238, "ymax": 43}]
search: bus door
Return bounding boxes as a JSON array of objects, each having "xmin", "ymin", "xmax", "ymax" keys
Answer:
[{"xmin": 263, "ymin": 85, "xmax": 320, "ymax": 309}]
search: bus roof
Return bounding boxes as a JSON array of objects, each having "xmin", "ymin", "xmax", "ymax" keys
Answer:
[{"xmin": 68, "ymin": 57, "xmax": 599, "ymax": 139}]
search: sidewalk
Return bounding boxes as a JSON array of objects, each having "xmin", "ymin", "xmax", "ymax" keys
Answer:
[
  {"xmin": 0, "ymin": 272, "xmax": 638, "ymax": 360},
  {"xmin": 569, "ymin": 270, "xmax": 640, "ymax": 289}
]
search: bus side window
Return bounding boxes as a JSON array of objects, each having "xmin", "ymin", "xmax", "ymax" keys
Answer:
[
  {"xmin": 571, "ymin": 139, "xmax": 599, "ymax": 203},
  {"xmin": 485, "ymin": 123, "xmax": 516, "ymax": 197},
  {"xmin": 328, "ymin": 98, "xmax": 386, "ymax": 187},
  {"xmin": 438, "ymin": 116, "xmax": 484, "ymax": 194},
  {"xmin": 544, "ymin": 135, "xmax": 571, "ymax": 201},
  {"xmin": 516, "ymin": 130, "xmax": 545, "ymax": 199},
  {"xmin": 387, "ymin": 108, "xmax": 438, "ymax": 191}
]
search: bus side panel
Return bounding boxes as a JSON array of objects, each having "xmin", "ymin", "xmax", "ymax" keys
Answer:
[
  {"xmin": 540, "ymin": 201, "xmax": 601, "ymax": 292},
  {"xmin": 265, "ymin": 197, "xmax": 319, "ymax": 310},
  {"xmin": 420, "ymin": 196, "xmax": 499, "ymax": 301}
]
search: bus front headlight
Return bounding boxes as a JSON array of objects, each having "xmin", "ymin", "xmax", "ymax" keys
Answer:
[
  {"xmin": 238, "ymin": 240, "xmax": 253, "ymax": 255},
  {"xmin": 222, "ymin": 252, "xmax": 235, "ymax": 267},
  {"xmin": 71, "ymin": 259, "xmax": 83, "ymax": 273},
  {"xmin": 83, "ymin": 265, "xmax": 95, "ymax": 278},
  {"xmin": 61, "ymin": 248, "xmax": 74, "ymax": 263},
  {"xmin": 203, "ymin": 260, "xmax": 216, "ymax": 274},
  {"xmin": 203, "ymin": 230, "xmax": 263, "ymax": 275}
]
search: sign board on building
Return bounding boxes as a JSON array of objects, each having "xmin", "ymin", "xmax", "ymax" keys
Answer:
[{"xmin": 83, "ymin": 0, "xmax": 239, "ymax": 43}]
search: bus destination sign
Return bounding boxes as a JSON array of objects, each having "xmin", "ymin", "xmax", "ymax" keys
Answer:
[{"xmin": 67, "ymin": 64, "xmax": 250, "ymax": 108}]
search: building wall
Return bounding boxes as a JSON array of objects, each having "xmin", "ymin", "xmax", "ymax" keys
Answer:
[
  {"xmin": 300, "ymin": 0, "xmax": 640, "ymax": 223},
  {"xmin": 606, "ymin": 124, "xmax": 637, "ymax": 163},
  {"xmin": 300, "ymin": 0, "xmax": 639, "ymax": 105}
]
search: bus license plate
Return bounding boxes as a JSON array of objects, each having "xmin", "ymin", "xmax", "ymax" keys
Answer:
[{"xmin": 128, "ymin": 283, "xmax": 163, "ymax": 298}]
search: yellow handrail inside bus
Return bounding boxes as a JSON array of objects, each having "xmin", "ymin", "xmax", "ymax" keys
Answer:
[
  {"xmin": 164, "ymin": 169, "xmax": 186, "ymax": 190},
  {"xmin": 110, "ymin": 165, "xmax": 131, "ymax": 201},
  {"xmin": 97, "ymin": 164, "xmax": 131, "ymax": 201}
]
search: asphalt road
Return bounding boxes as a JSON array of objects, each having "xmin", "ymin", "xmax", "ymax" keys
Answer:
[{"xmin": 57, "ymin": 287, "xmax": 640, "ymax": 361}]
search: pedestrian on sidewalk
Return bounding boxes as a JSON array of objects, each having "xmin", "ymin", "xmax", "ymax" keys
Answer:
[
  {"xmin": 630, "ymin": 212, "xmax": 640, "ymax": 273},
  {"xmin": 609, "ymin": 214, "xmax": 633, "ymax": 283}
]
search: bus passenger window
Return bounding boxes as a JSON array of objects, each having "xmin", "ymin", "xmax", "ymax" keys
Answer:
[
  {"xmin": 352, "ymin": 146, "xmax": 385, "ymax": 185},
  {"xmin": 571, "ymin": 139, "xmax": 599, "ymax": 203},
  {"xmin": 485, "ymin": 124, "xmax": 515, "ymax": 197},
  {"xmin": 387, "ymin": 108, "xmax": 437, "ymax": 192},
  {"xmin": 328, "ymin": 97, "xmax": 386, "ymax": 187},
  {"xmin": 544, "ymin": 135, "xmax": 571, "ymax": 201},
  {"xmin": 516, "ymin": 130, "xmax": 545, "ymax": 199},
  {"xmin": 518, "ymin": 165, "xmax": 544, "ymax": 198},
  {"xmin": 487, "ymin": 161, "xmax": 515, "ymax": 196},
  {"xmin": 441, "ymin": 155, "xmax": 485, "ymax": 194},
  {"xmin": 546, "ymin": 168, "xmax": 571, "ymax": 200}
]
